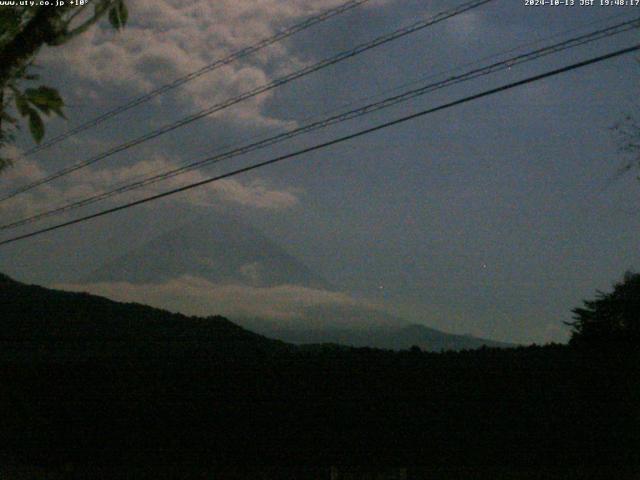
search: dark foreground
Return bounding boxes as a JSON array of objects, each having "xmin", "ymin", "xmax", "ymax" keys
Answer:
[
  {"xmin": 1, "ymin": 464, "xmax": 638, "ymax": 479},
  {"xmin": 1, "ymin": 275, "xmax": 638, "ymax": 477},
  {"xmin": 1, "ymin": 345, "xmax": 637, "ymax": 476}
]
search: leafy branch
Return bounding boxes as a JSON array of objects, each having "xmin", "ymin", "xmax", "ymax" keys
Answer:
[{"xmin": 0, "ymin": 1, "xmax": 128, "ymax": 172}]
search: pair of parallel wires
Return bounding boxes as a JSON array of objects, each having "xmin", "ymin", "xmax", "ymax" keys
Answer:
[
  {"xmin": 1, "ymin": 0, "xmax": 493, "ymax": 202},
  {"xmin": 0, "ymin": 0, "xmax": 638, "ymax": 246}
]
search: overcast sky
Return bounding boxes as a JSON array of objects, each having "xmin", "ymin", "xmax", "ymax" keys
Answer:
[{"xmin": 1, "ymin": 0, "xmax": 639, "ymax": 343}]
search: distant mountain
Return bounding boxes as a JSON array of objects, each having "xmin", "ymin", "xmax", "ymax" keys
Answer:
[
  {"xmin": 80, "ymin": 211, "xmax": 510, "ymax": 352},
  {"xmin": 238, "ymin": 306, "xmax": 512, "ymax": 351},
  {"xmin": 85, "ymin": 210, "xmax": 329, "ymax": 289},
  {"xmin": 0, "ymin": 273, "xmax": 291, "ymax": 362},
  {"xmin": 254, "ymin": 324, "xmax": 511, "ymax": 351}
]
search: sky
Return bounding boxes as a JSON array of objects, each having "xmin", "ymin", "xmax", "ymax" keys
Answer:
[{"xmin": 1, "ymin": 0, "xmax": 639, "ymax": 344}]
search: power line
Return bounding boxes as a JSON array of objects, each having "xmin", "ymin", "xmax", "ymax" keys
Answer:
[
  {"xmin": 4, "ymin": 0, "xmax": 492, "ymax": 199},
  {"xmin": 21, "ymin": 0, "xmax": 373, "ymax": 156},
  {"xmin": 0, "ymin": 0, "xmax": 494, "ymax": 203},
  {"xmin": 1, "ymin": 43, "xmax": 637, "ymax": 248},
  {"xmin": 3, "ymin": 17, "xmax": 638, "ymax": 231}
]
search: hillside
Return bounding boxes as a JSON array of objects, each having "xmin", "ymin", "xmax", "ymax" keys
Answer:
[
  {"xmin": 0, "ymin": 273, "xmax": 291, "ymax": 362},
  {"xmin": 74, "ymin": 211, "xmax": 510, "ymax": 351},
  {"xmin": 1, "ymin": 272, "xmax": 507, "ymax": 361},
  {"xmin": 1, "ymin": 272, "xmax": 637, "ymax": 477},
  {"xmin": 240, "ymin": 315, "xmax": 512, "ymax": 351}
]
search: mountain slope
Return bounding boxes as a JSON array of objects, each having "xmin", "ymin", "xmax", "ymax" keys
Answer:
[
  {"xmin": 238, "ymin": 310, "xmax": 512, "ymax": 351},
  {"xmin": 1, "ymin": 273, "xmax": 634, "ymax": 474},
  {"xmin": 85, "ymin": 210, "xmax": 329, "ymax": 289},
  {"xmin": 0, "ymin": 273, "xmax": 291, "ymax": 362},
  {"xmin": 78, "ymin": 211, "xmax": 510, "ymax": 351}
]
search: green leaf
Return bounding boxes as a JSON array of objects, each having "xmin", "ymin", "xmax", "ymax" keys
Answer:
[
  {"xmin": 25, "ymin": 86, "xmax": 65, "ymax": 118},
  {"xmin": 14, "ymin": 94, "xmax": 31, "ymax": 117},
  {"xmin": 108, "ymin": 0, "xmax": 128, "ymax": 30},
  {"xmin": 28, "ymin": 111, "xmax": 45, "ymax": 144},
  {"xmin": 0, "ymin": 9, "xmax": 20, "ymax": 32},
  {"xmin": 25, "ymin": 86, "xmax": 63, "ymax": 107},
  {"xmin": 51, "ymin": 104, "xmax": 66, "ymax": 119}
]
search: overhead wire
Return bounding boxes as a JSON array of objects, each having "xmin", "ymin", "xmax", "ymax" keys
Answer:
[
  {"xmin": 0, "ymin": 0, "xmax": 494, "ymax": 202},
  {"xmin": 1, "ymin": 43, "xmax": 638, "ymax": 247},
  {"xmin": 21, "ymin": 0, "xmax": 374, "ymax": 156},
  {"xmin": 2, "ymin": 17, "xmax": 638, "ymax": 231}
]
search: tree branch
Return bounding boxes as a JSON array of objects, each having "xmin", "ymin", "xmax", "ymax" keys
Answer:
[
  {"xmin": 63, "ymin": 3, "xmax": 91, "ymax": 26},
  {"xmin": 51, "ymin": 0, "xmax": 117, "ymax": 46},
  {"xmin": 0, "ymin": 7, "xmax": 66, "ymax": 88}
]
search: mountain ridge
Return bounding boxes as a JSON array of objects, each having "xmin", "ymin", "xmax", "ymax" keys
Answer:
[
  {"xmin": 77, "ymin": 211, "xmax": 511, "ymax": 350},
  {"xmin": 1, "ymin": 272, "xmax": 510, "ymax": 355},
  {"xmin": 237, "ymin": 316, "xmax": 513, "ymax": 351},
  {"xmin": 0, "ymin": 272, "xmax": 292, "ymax": 362},
  {"xmin": 84, "ymin": 210, "xmax": 330, "ymax": 289}
]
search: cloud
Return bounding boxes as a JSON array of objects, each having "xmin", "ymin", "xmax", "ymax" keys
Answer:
[
  {"xmin": 240, "ymin": 262, "xmax": 262, "ymax": 283},
  {"xmin": 0, "ymin": 145, "xmax": 43, "ymax": 181},
  {"xmin": 0, "ymin": 154, "xmax": 299, "ymax": 225},
  {"xmin": 55, "ymin": 275, "xmax": 383, "ymax": 327},
  {"xmin": 92, "ymin": 155, "xmax": 301, "ymax": 210},
  {"xmin": 0, "ymin": 148, "xmax": 66, "ymax": 221},
  {"xmin": 40, "ymin": 0, "xmax": 368, "ymax": 126},
  {"xmin": 445, "ymin": 11, "xmax": 483, "ymax": 40}
]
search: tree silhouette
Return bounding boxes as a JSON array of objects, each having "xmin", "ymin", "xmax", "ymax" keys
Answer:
[
  {"xmin": 610, "ymin": 59, "xmax": 639, "ymax": 182},
  {"xmin": 0, "ymin": 1, "xmax": 128, "ymax": 171},
  {"xmin": 613, "ymin": 113, "xmax": 640, "ymax": 179},
  {"xmin": 566, "ymin": 271, "xmax": 640, "ymax": 348}
]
